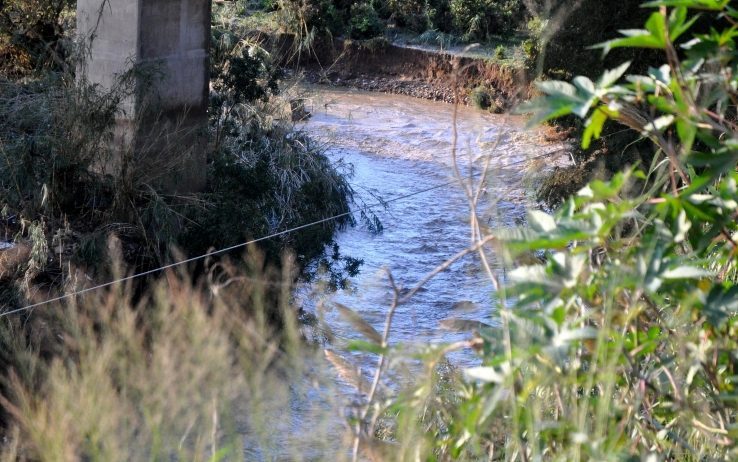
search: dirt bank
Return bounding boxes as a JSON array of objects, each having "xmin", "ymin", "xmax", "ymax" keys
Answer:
[{"xmin": 258, "ymin": 33, "xmax": 532, "ymax": 109}]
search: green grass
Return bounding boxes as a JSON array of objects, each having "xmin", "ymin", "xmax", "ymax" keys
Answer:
[{"xmin": 395, "ymin": 29, "xmax": 528, "ymax": 65}]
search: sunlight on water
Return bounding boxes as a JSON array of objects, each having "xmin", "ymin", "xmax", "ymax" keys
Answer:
[
  {"xmin": 299, "ymin": 87, "xmax": 560, "ymax": 362},
  {"xmin": 244, "ymin": 87, "xmax": 564, "ymax": 459}
]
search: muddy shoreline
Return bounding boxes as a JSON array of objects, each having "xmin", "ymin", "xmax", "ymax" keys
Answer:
[
  {"xmin": 261, "ymin": 33, "xmax": 533, "ymax": 110},
  {"xmin": 301, "ymin": 70, "xmax": 462, "ymax": 104}
]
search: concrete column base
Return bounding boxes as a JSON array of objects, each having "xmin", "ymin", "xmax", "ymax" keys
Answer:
[{"xmin": 77, "ymin": 0, "xmax": 210, "ymax": 193}]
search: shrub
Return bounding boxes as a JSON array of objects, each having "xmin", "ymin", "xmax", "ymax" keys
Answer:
[
  {"xmin": 521, "ymin": 15, "xmax": 545, "ymax": 66},
  {"xmin": 349, "ymin": 2, "xmax": 385, "ymax": 39},
  {"xmin": 449, "ymin": 0, "xmax": 524, "ymax": 42},
  {"xmin": 181, "ymin": 126, "xmax": 354, "ymax": 275},
  {"xmin": 387, "ymin": 0, "xmax": 431, "ymax": 32},
  {"xmin": 494, "ymin": 44, "xmax": 505, "ymax": 59},
  {"xmin": 205, "ymin": 24, "xmax": 359, "ymax": 283},
  {"xmin": 276, "ymin": 0, "xmax": 347, "ymax": 38},
  {"xmin": 0, "ymin": 0, "xmax": 73, "ymax": 75},
  {"xmin": 469, "ymin": 85, "xmax": 493, "ymax": 110},
  {"xmin": 327, "ymin": 2, "xmax": 738, "ymax": 460},
  {"xmin": 0, "ymin": 12, "xmax": 358, "ymax": 310}
]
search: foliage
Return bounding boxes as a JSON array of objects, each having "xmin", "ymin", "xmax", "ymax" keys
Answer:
[
  {"xmin": 0, "ymin": 71, "xmax": 178, "ymax": 282},
  {"xmin": 0, "ymin": 257, "xmax": 347, "ymax": 461},
  {"xmin": 276, "ymin": 0, "xmax": 347, "ymax": 38},
  {"xmin": 470, "ymin": 1, "xmax": 738, "ymax": 458},
  {"xmin": 449, "ymin": 0, "xmax": 524, "ymax": 41},
  {"xmin": 0, "ymin": 75, "xmax": 121, "ymax": 220},
  {"xmin": 181, "ymin": 126, "xmax": 355, "ymax": 276},
  {"xmin": 323, "ymin": 2, "xmax": 738, "ymax": 460},
  {"xmin": 0, "ymin": 8, "xmax": 358, "ymax": 310},
  {"xmin": 272, "ymin": 0, "xmax": 527, "ymax": 45},
  {"xmin": 8, "ymin": 2, "xmax": 738, "ymax": 462},
  {"xmin": 204, "ymin": 21, "xmax": 358, "ymax": 283},
  {"xmin": 349, "ymin": 2, "xmax": 385, "ymax": 39},
  {"xmin": 469, "ymin": 85, "xmax": 493, "ymax": 110},
  {"xmin": 494, "ymin": 44, "xmax": 506, "ymax": 59},
  {"xmin": 387, "ymin": 0, "xmax": 431, "ymax": 32},
  {"xmin": 0, "ymin": 0, "xmax": 73, "ymax": 75}
]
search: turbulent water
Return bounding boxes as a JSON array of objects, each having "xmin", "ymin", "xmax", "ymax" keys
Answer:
[
  {"xmin": 299, "ymin": 87, "xmax": 559, "ymax": 359},
  {"xmin": 244, "ymin": 87, "xmax": 563, "ymax": 459}
]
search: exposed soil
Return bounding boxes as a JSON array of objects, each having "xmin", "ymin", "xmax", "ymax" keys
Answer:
[{"xmin": 257, "ymin": 33, "xmax": 533, "ymax": 110}]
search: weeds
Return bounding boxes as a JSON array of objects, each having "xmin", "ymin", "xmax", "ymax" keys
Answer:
[
  {"xmin": 0, "ymin": 8, "xmax": 358, "ymax": 310},
  {"xmin": 338, "ymin": 3, "xmax": 738, "ymax": 461},
  {"xmin": 5, "ymin": 2, "xmax": 738, "ymax": 462},
  {"xmin": 0, "ymin": 252, "xmax": 346, "ymax": 461}
]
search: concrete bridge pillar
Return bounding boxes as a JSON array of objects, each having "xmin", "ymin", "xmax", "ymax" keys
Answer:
[{"xmin": 77, "ymin": 0, "xmax": 210, "ymax": 192}]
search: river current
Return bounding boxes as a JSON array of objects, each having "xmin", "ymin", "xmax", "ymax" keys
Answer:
[
  {"xmin": 299, "ymin": 87, "xmax": 557, "ymax": 357},
  {"xmin": 244, "ymin": 87, "xmax": 562, "ymax": 459}
]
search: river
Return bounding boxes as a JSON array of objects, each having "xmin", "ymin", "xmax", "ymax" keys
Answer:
[
  {"xmin": 300, "ymin": 87, "xmax": 558, "ymax": 359},
  {"xmin": 244, "ymin": 86, "xmax": 563, "ymax": 460}
]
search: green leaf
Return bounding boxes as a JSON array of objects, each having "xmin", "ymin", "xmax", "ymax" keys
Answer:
[
  {"xmin": 528, "ymin": 210, "xmax": 557, "ymax": 233},
  {"xmin": 649, "ymin": 64, "xmax": 672, "ymax": 85},
  {"xmin": 582, "ymin": 108, "xmax": 609, "ymax": 149},
  {"xmin": 208, "ymin": 446, "xmax": 234, "ymax": 462},
  {"xmin": 536, "ymin": 80, "xmax": 577, "ymax": 97},
  {"xmin": 661, "ymin": 266, "xmax": 712, "ymax": 279},
  {"xmin": 642, "ymin": 0, "xmax": 728, "ymax": 10},
  {"xmin": 334, "ymin": 302, "xmax": 383, "ymax": 344},
  {"xmin": 346, "ymin": 339, "xmax": 387, "ymax": 355},
  {"xmin": 668, "ymin": 7, "xmax": 700, "ymax": 42},
  {"xmin": 573, "ymin": 76, "xmax": 595, "ymax": 96},
  {"xmin": 464, "ymin": 367, "xmax": 505, "ymax": 383},
  {"xmin": 645, "ymin": 12, "xmax": 668, "ymax": 42},
  {"xmin": 517, "ymin": 97, "xmax": 576, "ymax": 127},
  {"xmin": 676, "ymin": 118, "xmax": 697, "ymax": 153},
  {"xmin": 598, "ymin": 61, "xmax": 632, "ymax": 87},
  {"xmin": 595, "ymin": 12, "xmax": 668, "ymax": 54}
]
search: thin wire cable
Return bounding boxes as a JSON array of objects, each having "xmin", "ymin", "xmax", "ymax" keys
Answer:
[{"xmin": 2, "ymin": 147, "xmax": 566, "ymax": 318}]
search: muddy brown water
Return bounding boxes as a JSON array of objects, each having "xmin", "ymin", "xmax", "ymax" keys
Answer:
[
  {"xmin": 299, "ymin": 87, "xmax": 560, "ymax": 360},
  {"xmin": 243, "ymin": 87, "xmax": 563, "ymax": 459}
]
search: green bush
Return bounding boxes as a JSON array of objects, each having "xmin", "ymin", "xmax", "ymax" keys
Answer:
[
  {"xmin": 387, "ymin": 0, "xmax": 431, "ymax": 32},
  {"xmin": 449, "ymin": 0, "xmax": 523, "ymax": 41},
  {"xmin": 349, "ymin": 2, "xmax": 385, "ymax": 39},
  {"xmin": 276, "ymin": 0, "xmax": 347, "ymax": 38},
  {"xmin": 205, "ymin": 23, "xmax": 359, "ymax": 284},
  {"xmin": 494, "ymin": 44, "xmax": 505, "ymax": 59},
  {"xmin": 181, "ymin": 127, "xmax": 354, "ymax": 275},
  {"xmin": 469, "ymin": 85, "xmax": 493, "ymax": 110},
  {"xmin": 325, "ymin": 2, "xmax": 738, "ymax": 460}
]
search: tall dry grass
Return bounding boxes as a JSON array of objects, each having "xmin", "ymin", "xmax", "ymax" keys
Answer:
[{"xmin": 0, "ymin": 250, "xmax": 350, "ymax": 461}]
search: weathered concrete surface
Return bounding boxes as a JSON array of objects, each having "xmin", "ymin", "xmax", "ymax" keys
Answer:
[{"xmin": 77, "ymin": 0, "xmax": 210, "ymax": 192}]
